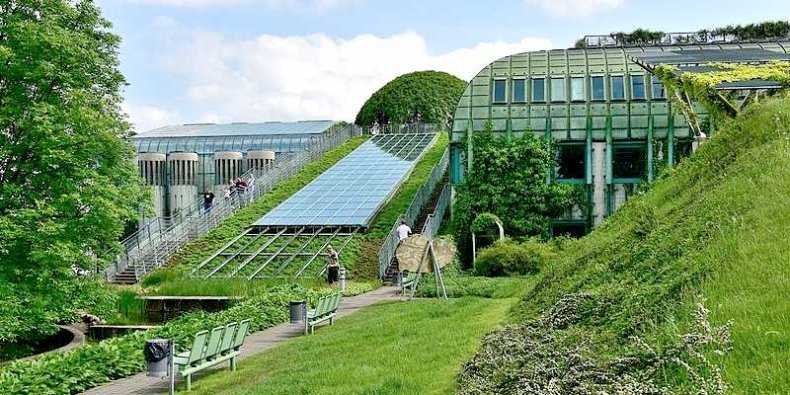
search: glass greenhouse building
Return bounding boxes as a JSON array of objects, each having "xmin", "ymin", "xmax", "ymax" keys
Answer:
[
  {"xmin": 449, "ymin": 39, "xmax": 790, "ymax": 235},
  {"xmin": 132, "ymin": 120, "xmax": 344, "ymax": 218}
]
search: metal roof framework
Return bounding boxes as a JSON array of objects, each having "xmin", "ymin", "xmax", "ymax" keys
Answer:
[
  {"xmin": 192, "ymin": 133, "xmax": 438, "ymax": 279},
  {"xmin": 192, "ymin": 226, "xmax": 360, "ymax": 280},
  {"xmin": 629, "ymin": 49, "xmax": 790, "ymax": 120},
  {"xmin": 132, "ymin": 120, "xmax": 340, "ymax": 155}
]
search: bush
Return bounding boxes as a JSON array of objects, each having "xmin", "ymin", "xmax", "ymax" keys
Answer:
[
  {"xmin": 474, "ymin": 238, "xmax": 555, "ymax": 277},
  {"xmin": 0, "ymin": 284, "xmax": 319, "ymax": 394}
]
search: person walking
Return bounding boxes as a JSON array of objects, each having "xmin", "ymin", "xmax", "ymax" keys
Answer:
[
  {"xmin": 202, "ymin": 189, "xmax": 215, "ymax": 213},
  {"xmin": 326, "ymin": 245, "xmax": 340, "ymax": 285},
  {"xmin": 397, "ymin": 220, "xmax": 412, "ymax": 242}
]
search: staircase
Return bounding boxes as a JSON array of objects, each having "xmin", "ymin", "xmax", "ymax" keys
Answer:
[
  {"xmin": 414, "ymin": 172, "xmax": 448, "ymax": 231},
  {"xmin": 382, "ymin": 173, "xmax": 449, "ymax": 285}
]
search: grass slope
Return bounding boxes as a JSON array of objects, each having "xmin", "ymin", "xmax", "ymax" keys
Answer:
[
  {"xmin": 190, "ymin": 297, "xmax": 516, "ymax": 395},
  {"xmin": 462, "ymin": 96, "xmax": 790, "ymax": 394},
  {"xmin": 144, "ymin": 136, "xmax": 369, "ymax": 278}
]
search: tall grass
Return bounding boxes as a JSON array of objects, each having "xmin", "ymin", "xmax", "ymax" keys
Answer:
[{"xmin": 463, "ymin": 95, "xmax": 790, "ymax": 393}]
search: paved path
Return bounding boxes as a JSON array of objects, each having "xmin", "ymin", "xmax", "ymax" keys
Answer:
[{"xmin": 82, "ymin": 286, "xmax": 401, "ymax": 395}]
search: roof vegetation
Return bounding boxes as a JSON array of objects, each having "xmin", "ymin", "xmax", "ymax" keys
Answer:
[{"xmin": 355, "ymin": 71, "xmax": 466, "ymax": 128}]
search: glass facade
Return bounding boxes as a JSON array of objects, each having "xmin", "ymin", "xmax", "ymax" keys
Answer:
[
  {"xmin": 255, "ymin": 133, "xmax": 434, "ymax": 228},
  {"xmin": 532, "ymin": 78, "xmax": 545, "ymax": 102},
  {"xmin": 591, "ymin": 76, "xmax": 605, "ymax": 101},
  {"xmin": 551, "ymin": 77, "xmax": 566, "ymax": 102},
  {"xmin": 570, "ymin": 77, "xmax": 585, "ymax": 101},
  {"xmin": 611, "ymin": 76, "xmax": 625, "ymax": 100},
  {"xmin": 631, "ymin": 75, "xmax": 646, "ymax": 99},
  {"xmin": 512, "ymin": 79, "xmax": 526, "ymax": 102},
  {"xmin": 652, "ymin": 77, "xmax": 666, "ymax": 99},
  {"xmin": 493, "ymin": 80, "xmax": 506, "ymax": 103}
]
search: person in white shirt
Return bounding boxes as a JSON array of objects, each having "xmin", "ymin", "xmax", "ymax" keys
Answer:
[{"xmin": 396, "ymin": 220, "xmax": 412, "ymax": 242}]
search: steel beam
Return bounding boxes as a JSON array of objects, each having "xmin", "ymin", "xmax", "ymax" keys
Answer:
[
  {"xmin": 227, "ymin": 228, "xmax": 287, "ymax": 278},
  {"xmin": 247, "ymin": 228, "xmax": 305, "ymax": 279}
]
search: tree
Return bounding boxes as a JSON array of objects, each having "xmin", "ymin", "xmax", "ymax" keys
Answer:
[
  {"xmin": 355, "ymin": 71, "xmax": 466, "ymax": 128},
  {"xmin": 452, "ymin": 126, "xmax": 585, "ymax": 268},
  {"xmin": 0, "ymin": 0, "xmax": 146, "ymax": 343}
]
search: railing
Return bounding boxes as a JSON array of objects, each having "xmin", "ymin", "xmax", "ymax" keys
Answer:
[
  {"xmin": 377, "ymin": 147, "xmax": 449, "ymax": 278},
  {"xmin": 420, "ymin": 184, "xmax": 451, "ymax": 239},
  {"xmin": 103, "ymin": 124, "xmax": 363, "ymax": 282},
  {"xmin": 362, "ymin": 123, "xmax": 441, "ymax": 135}
]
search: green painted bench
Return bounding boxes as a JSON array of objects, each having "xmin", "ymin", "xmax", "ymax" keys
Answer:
[
  {"xmin": 401, "ymin": 271, "xmax": 418, "ymax": 295},
  {"xmin": 173, "ymin": 319, "xmax": 250, "ymax": 391},
  {"xmin": 304, "ymin": 292, "xmax": 341, "ymax": 335}
]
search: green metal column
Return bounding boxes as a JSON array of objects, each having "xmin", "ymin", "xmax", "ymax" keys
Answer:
[
  {"xmin": 667, "ymin": 114, "xmax": 675, "ymax": 167},
  {"xmin": 585, "ymin": 115, "xmax": 593, "ymax": 185},
  {"xmin": 466, "ymin": 124, "xmax": 474, "ymax": 175},
  {"xmin": 545, "ymin": 117, "xmax": 552, "ymax": 184},
  {"xmin": 506, "ymin": 118, "xmax": 513, "ymax": 141},
  {"xmin": 647, "ymin": 115, "xmax": 654, "ymax": 183},
  {"xmin": 450, "ymin": 142, "xmax": 462, "ymax": 185},
  {"xmin": 605, "ymin": 115, "xmax": 613, "ymax": 215}
]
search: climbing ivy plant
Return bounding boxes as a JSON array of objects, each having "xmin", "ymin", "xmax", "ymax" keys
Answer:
[
  {"xmin": 654, "ymin": 60, "xmax": 790, "ymax": 135},
  {"xmin": 452, "ymin": 127, "xmax": 587, "ymax": 268}
]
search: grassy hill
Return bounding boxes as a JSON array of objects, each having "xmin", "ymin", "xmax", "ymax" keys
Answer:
[{"xmin": 459, "ymin": 96, "xmax": 790, "ymax": 394}]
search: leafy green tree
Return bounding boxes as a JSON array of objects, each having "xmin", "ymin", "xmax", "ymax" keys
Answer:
[
  {"xmin": 0, "ymin": 0, "xmax": 146, "ymax": 343},
  {"xmin": 355, "ymin": 71, "xmax": 466, "ymax": 128},
  {"xmin": 452, "ymin": 127, "xmax": 585, "ymax": 267}
]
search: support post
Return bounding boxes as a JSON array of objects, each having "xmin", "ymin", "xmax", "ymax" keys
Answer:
[
  {"xmin": 647, "ymin": 115, "xmax": 654, "ymax": 183},
  {"xmin": 667, "ymin": 114, "xmax": 675, "ymax": 167}
]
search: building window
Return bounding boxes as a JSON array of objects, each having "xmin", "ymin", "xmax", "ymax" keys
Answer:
[
  {"xmin": 611, "ymin": 75, "xmax": 625, "ymax": 100},
  {"xmin": 492, "ymin": 79, "xmax": 506, "ymax": 104},
  {"xmin": 512, "ymin": 79, "xmax": 526, "ymax": 103},
  {"xmin": 570, "ymin": 77, "xmax": 585, "ymax": 101},
  {"xmin": 532, "ymin": 78, "xmax": 546, "ymax": 102},
  {"xmin": 631, "ymin": 75, "xmax": 645, "ymax": 99},
  {"xmin": 652, "ymin": 77, "xmax": 666, "ymax": 99},
  {"xmin": 612, "ymin": 144, "xmax": 647, "ymax": 180},
  {"xmin": 552, "ymin": 221, "xmax": 588, "ymax": 238},
  {"xmin": 591, "ymin": 76, "xmax": 605, "ymax": 101},
  {"xmin": 551, "ymin": 77, "xmax": 566, "ymax": 102},
  {"xmin": 556, "ymin": 144, "xmax": 586, "ymax": 180}
]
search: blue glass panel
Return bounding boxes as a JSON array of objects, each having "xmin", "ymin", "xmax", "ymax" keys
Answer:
[{"xmin": 253, "ymin": 133, "xmax": 434, "ymax": 227}]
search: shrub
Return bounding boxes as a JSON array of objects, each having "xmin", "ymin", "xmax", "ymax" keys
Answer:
[
  {"xmin": 0, "ymin": 284, "xmax": 318, "ymax": 394},
  {"xmin": 474, "ymin": 238, "xmax": 555, "ymax": 277}
]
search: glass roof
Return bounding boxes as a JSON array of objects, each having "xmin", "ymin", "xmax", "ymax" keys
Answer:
[
  {"xmin": 629, "ymin": 49, "xmax": 790, "ymax": 66},
  {"xmin": 254, "ymin": 133, "xmax": 435, "ymax": 228},
  {"xmin": 134, "ymin": 120, "xmax": 337, "ymax": 138},
  {"xmin": 133, "ymin": 134, "xmax": 317, "ymax": 154}
]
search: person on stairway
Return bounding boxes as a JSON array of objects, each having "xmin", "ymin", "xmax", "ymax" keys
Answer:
[{"xmin": 397, "ymin": 220, "xmax": 412, "ymax": 242}]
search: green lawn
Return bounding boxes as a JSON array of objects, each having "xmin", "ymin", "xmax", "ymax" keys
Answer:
[{"xmin": 189, "ymin": 297, "xmax": 517, "ymax": 395}]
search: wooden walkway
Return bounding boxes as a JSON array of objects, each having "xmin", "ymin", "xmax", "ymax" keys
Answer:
[{"xmin": 82, "ymin": 286, "xmax": 400, "ymax": 395}]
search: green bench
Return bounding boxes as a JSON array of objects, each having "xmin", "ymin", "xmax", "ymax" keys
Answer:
[
  {"xmin": 173, "ymin": 319, "xmax": 250, "ymax": 391},
  {"xmin": 305, "ymin": 293, "xmax": 341, "ymax": 335},
  {"xmin": 401, "ymin": 271, "xmax": 418, "ymax": 295}
]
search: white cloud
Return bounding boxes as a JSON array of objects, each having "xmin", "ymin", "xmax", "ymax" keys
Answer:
[
  {"xmin": 155, "ymin": 30, "xmax": 551, "ymax": 124},
  {"xmin": 523, "ymin": 0, "xmax": 624, "ymax": 17},
  {"xmin": 123, "ymin": 103, "xmax": 182, "ymax": 133},
  {"xmin": 129, "ymin": 0, "xmax": 357, "ymax": 11}
]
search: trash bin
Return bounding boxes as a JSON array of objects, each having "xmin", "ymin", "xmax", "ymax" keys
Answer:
[
  {"xmin": 144, "ymin": 339, "xmax": 171, "ymax": 378},
  {"xmin": 289, "ymin": 300, "xmax": 306, "ymax": 323}
]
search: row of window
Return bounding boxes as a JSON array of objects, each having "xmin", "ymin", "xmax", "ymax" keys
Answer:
[
  {"xmin": 555, "ymin": 141, "xmax": 692, "ymax": 181},
  {"xmin": 492, "ymin": 74, "xmax": 666, "ymax": 105}
]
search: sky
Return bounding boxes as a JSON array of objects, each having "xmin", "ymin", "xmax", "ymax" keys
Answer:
[{"xmin": 94, "ymin": 0, "xmax": 790, "ymax": 132}]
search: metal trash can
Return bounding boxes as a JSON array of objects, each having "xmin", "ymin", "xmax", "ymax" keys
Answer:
[
  {"xmin": 289, "ymin": 300, "xmax": 306, "ymax": 323},
  {"xmin": 144, "ymin": 339, "xmax": 171, "ymax": 377}
]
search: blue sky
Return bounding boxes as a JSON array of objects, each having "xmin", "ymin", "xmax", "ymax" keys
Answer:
[{"xmin": 95, "ymin": 0, "xmax": 789, "ymax": 132}]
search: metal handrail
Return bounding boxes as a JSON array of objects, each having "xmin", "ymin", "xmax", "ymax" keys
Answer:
[
  {"xmin": 377, "ymin": 147, "xmax": 449, "ymax": 278},
  {"xmin": 420, "ymin": 184, "xmax": 451, "ymax": 239},
  {"xmin": 103, "ymin": 124, "xmax": 363, "ymax": 282}
]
